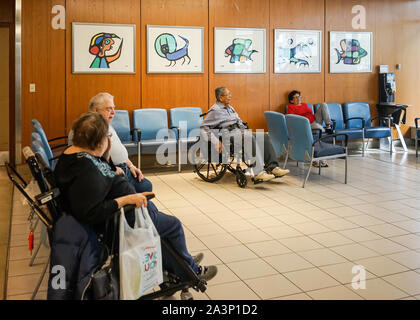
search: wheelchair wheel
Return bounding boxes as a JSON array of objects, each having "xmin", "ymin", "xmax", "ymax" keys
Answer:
[
  {"xmin": 194, "ymin": 160, "xmax": 227, "ymax": 183},
  {"xmin": 236, "ymin": 170, "xmax": 247, "ymax": 188}
]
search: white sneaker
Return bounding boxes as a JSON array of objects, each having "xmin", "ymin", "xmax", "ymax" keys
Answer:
[
  {"xmin": 271, "ymin": 167, "xmax": 290, "ymax": 177},
  {"xmin": 254, "ymin": 171, "xmax": 275, "ymax": 182}
]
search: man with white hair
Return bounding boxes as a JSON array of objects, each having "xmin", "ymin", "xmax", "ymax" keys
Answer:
[{"xmin": 70, "ymin": 92, "xmax": 153, "ymax": 193}]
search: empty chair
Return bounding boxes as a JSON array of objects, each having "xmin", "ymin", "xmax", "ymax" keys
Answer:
[
  {"xmin": 343, "ymin": 102, "xmax": 392, "ymax": 154},
  {"xmin": 264, "ymin": 111, "xmax": 289, "ymax": 169},
  {"xmin": 416, "ymin": 118, "xmax": 420, "ymax": 157},
  {"xmin": 111, "ymin": 110, "xmax": 141, "ymax": 168},
  {"xmin": 169, "ymin": 107, "xmax": 203, "ymax": 172},
  {"xmin": 315, "ymin": 103, "xmax": 365, "ymax": 155},
  {"xmin": 285, "ymin": 114, "xmax": 348, "ymax": 188},
  {"xmin": 132, "ymin": 108, "xmax": 178, "ymax": 169}
]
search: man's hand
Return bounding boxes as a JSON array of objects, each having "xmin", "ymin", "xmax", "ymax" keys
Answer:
[
  {"xmin": 130, "ymin": 166, "xmax": 144, "ymax": 181},
  {"xmin": 115, "ymin": 166, "xmax": 125, "ymax": 175}
]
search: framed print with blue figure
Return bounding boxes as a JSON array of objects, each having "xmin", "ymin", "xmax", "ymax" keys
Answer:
[
  {"xmin": 329, "ymin": 31, "xmax": 372, "ymax": 73},
  {"xmin": 274, "ymin": 29, "xmax": 322, "ymax": 73},
  {"xmin": 72, "ymin": 22, "xmax": 136, "ymax": 74},
  {"xmin": 147, "ymin": 25, "xmax": 204, "ymax": 73},
  {"xmin": 214, "ymin": 27, "xmax": 266, "ymax": 74}
]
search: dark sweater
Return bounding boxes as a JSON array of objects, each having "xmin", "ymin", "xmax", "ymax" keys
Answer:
[{"xmin": 54, "ymin": 152, "xmax": 136, "ymax": 227}]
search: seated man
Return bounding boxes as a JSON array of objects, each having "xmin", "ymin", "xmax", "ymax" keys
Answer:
[
  {"xmin": 287, "ymin": 90, "xmax": 333, "ymax": 167},
  {"xmin": 200, "ymin": 86, "xmax": 290, "ymax": 181},
  {"xmin": 69, "ymin": 92, "xmax": 153, "ymax": 193},
  {"xmin": 54, "ymin": 112, "xmax": 217, "ymax": 285}
]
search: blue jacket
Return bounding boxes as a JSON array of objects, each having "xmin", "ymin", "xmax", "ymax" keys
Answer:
[{"xmin": 47, "ymin": 211, "xmax": 102, "ymax": 300}]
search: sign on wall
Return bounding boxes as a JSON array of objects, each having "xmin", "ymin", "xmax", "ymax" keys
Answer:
[{"xmin": 72, "ymin": 22, "xmax": 136, "ymax": 74}]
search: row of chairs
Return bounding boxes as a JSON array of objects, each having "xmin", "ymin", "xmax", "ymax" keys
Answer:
[
  {"xmin": 285, "ymin": 102, "xmax": 393, "ymax": 156},
  {"xmin": 265, "ymin": 112, "xmax": 348, "ymax": 188},
  {"xmin": 112, "ymin": 107, "xmax": 203, "ymax": 171}
]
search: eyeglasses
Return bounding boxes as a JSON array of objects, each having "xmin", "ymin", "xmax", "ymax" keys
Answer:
[
  {"xmin": 293, "ymin": 95, "xmax": 302, "ymax": 99},
  {"xmin": 104, "ymin": 106, "xmax": 115, "ymax": 112}
]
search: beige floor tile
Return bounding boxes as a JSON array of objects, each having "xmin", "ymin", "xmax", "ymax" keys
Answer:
[
  {"xmin": 7, "ymin": 290, "xmax": 47, "ymax": 300},
  {"xmin": 389, "ymin": 234, "xmax": 420, "ymax": 250},
  {"xmin": 331, "ymin": 243, "xmax": 380, "ymax": 261},
  {"xmin": 248, "ymin": 216, "xmax": 285, "ymax": 228},
  {"xmin": 279, "ymin": 236, "xmax": 324, "ymax": 252},
  {"xmin": 206, "ymin": 264, "xmax": 240, "ymax": 286},
  {"xmin": 335, "ymin": 197, "xmax": 368, "ymax": 207},
  {"xmin": 245, "ymin": 274, "xmax": 301, "ymax": 299},
  {"xmin": 318, "ymin": 218, "xmax": 359, "ymax": 231},
  {"xmin": 199, "ymin": 233, "xmax": 241, "ymax": 249},
  {"xmin": 307, "ymin": 285, "xmax": 364, "ymax": 300},
  {"xmin": 178, "ymin": 214, "xmax": 214, "ymax": 227},
  {"xmin": 309, "ymin": 199, "xmax": 344, "ymax": 210},
  {"xmin": 185, "ymin": 237, "xmax": 208, "ymax": 252},
  {"xmin": 360, "ymin": 238, "xmax": 409, "ymax": 255},
  {"xmin": 327, "ymin": 207, "xmax": 365, "ymax": 218},
  {"xmin": 345, "ymin": 215, "xmax": 385, "ymax": 227},
  {"xmin": 366, "ymin": 224, "xmax": 410, "ymax": 238},
  {"xmin": 285, "ymin": 203, "xmax": 321, "ymax": 214},
  {"xmin": 264, "ymin": 252, "xmax": 314, "ymax": 273},
  {"xmin": 309, "ymin": 231, "xmax": 354, "ymax": 247},
  {"xmin": 231, "ymin": 229, "xmax": 273, "ymax": 244},
  {"xmin": 320, "ymin": 262, "xmax": 376, "ymax": 284},
  {"xmin": 345, "ymin": 278, "xmax": 409, "ymax": 300},
  {"xmin": 273, "ymin": 293, "xmax": 312, "ymax": 300},
  {"xmin": 284, "ymin": 268, "xmax": 340, "ymax": 292},
  {"xmin": 291, "ymin": 221, "xmax": 331, "ymax": 235},
  {"xmin": 298, "ymin": 248, "xmax": 348, "ymax": 267},
  {"xmin": 190, "ymin": 249, "xmax": 223, "ymax": 266},
  {"xmin": 274, "ymin": 213, "xmax": 312, "ymax": 225},
  {"xmin": 355, "ymin": 256, "xmax": 409, "ymax": 277},
  {"xmin": 338, "ymin": 228, "xmax": 383, "ymax": 242},
  {"xmin": 260, "ymin": 225, "xmax": 303, "ymax": 239},
  {"xmin": 261, "ymin": 205, "xmax": 297, "ymax": 216},
  {"xmin": 211, "ymin": 244, "xmax": 258, "ymax": 263},
  {"xmin": 205, "ymin": 281, "xmax": 260, "ymax": 300},
  {"xmin": 7, "ymin": 273, "xmax": 49, "ymax": 296},
  {"xmin": 187, "ymin": 223, "xmax": 227, "ymax": 237},
  {"xmin": 387, "ymin": 251, "xmax": 420, "ymax": 269},
  {"xmin": 247, "ymin": 198, "xmax": 281, "ymax": 208},
  {"xmin": 227, "ymin": 259, "xmax": 278, "ymax": 280},
  {"xmin": 232, "ymin": 208, "xmax": 269, "ymax": 219},
  {"xmin": 392, "ymin": 220, "xmax": 420, "ymax": 233},
  {"xmin": 217, "ymin": 219, "xmax": 256, "ymax": 232},
  {"xmin": 246, "ymin": 240, "xmax": 291, "ymax": 257},
  {"xmin": 7, "ymin": 258, "xmax": 49, "ymax": 277},
  {"xmin": 224, "ymin": 200, "xmax": 257, "ymax": 211}
]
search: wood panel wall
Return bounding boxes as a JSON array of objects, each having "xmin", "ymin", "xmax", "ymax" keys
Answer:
[{"xmin": 21, "ymin": 0, "xmax": 420, "ymax": 149}]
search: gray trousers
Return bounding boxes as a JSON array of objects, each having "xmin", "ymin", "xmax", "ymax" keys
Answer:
[{"xmin": 311, "ymin": 103, "xmax": 331, "ymax": 131}]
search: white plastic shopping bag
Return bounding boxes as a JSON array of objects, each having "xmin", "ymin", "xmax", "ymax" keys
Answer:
[{"xmin": 119, "ymin": 205, "xmax": 163, "ymax": 300}]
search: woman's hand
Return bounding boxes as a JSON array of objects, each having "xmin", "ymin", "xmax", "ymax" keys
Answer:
[
  {"xmin": 115, "ymin": 166, "xmax": 125, "ymax": 175},
  {"xmin": 130, "ymin": 166, "xmax": 144, "ymax": 181},
  {"xmin": 115, "ymin": 193, "xmax": 147, "ymax": 209}
]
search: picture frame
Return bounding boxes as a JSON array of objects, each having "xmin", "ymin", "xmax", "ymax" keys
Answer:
[
  {"xmin": 329, "ymin": 31, "xmax": 372, "ymax": 73},
  {"xmin": 146, "ymin": 25, "xmax": 204, "ymax": 74},
  {"xmin": 274, "ymin": 29, "xmax": 322, "ymax": 73},
  {"xmin": 72, "ymin": 22, "xmax": 136, "ymax": 74},
  {"xmin": 214, "ymin": 27, "xmax": 266, "ymax": 74}
]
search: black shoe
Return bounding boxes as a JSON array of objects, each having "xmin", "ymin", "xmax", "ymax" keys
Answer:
[
  {"xmin": 197, "ymin": 265, "xmax": 218, "ymax": 282},
  {"xmin": 193, "ymin": 253, "xmax": 204, "ymax": 264}
]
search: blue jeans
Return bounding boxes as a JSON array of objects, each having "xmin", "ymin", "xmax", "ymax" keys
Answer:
[{"xmin": 118, "ymin": 163, "xmax": 153, "ymax": 193}]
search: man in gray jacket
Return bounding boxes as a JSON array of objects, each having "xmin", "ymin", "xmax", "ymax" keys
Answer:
[{"xmin": 200, "ymin": 87, "xmax": 289, "ymax": 182}]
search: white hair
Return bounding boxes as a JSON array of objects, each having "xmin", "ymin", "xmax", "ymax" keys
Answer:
[{"xmin": 88, "ymin": 92, "xmax": 114, "ymax": 111}]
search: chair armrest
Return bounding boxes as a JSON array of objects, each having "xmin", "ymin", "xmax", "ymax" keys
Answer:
[
  {"xmin": 51, "ymin": 143, "xmax": 68, "ymax": 150},
  {"xmin": 372, "ymin": 115, "xmax": 393, "ymax": 127},
  {"xmin": 311, "ymin": 128, "xmax": 322, "ymax": 140},
  {"xmin": 134, "ymin": 129, "xmax": 142, "ymax": 142},
  {"xmin": 415, "ymin": 118, "xmax": 420, "ymax": 128},
  {"xmin": 330, "ymin": 119, "xmax": 336, "ymax": 131},
  {"xmin": 48, "ymin": 136, "xmax": 68, "ymax": 143},
  {"xmin": 313, "ymin": 133, "xmax": 349, "ymax": 147},
  {"xmin": 345, "ymin": 117, "xmax": 365, "ymax": 128},
  {"xmin": 170, "ymin": 126, "xmax": 181, "ymax": 141}
]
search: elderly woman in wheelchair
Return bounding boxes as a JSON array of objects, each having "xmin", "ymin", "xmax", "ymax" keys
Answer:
[{"xmin": 52, "ymin": 112, "xmax": 217, "ymax": 299}]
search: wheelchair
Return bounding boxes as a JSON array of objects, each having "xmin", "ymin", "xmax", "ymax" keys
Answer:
[
  {"xmin": 6, "ymin": 147, "xmax": 207, "ymax": 300},
  {"xmin": 194, "ymin": 119, "xmax": 280, "ymax": 188}
]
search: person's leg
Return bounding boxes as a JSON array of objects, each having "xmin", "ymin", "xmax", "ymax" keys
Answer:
[
  {"xmin": 243, "ymin": 130, "xmax": 265, "ymax": 175},
  {"xmin": 314, "ymin": 103, "xmax": 331, "ymax": 127},
  {"xmin": 120, "ymin": 164, "xmax": 153, "ymax": 193},
  {"xmin": 259, "ymin": 133, "xmax": 280, "ymax": 170}
]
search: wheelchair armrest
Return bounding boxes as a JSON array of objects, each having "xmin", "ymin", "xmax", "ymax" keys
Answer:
[
  {"xmin": 311, "ymin": 128, "xmax": 322, "ymax": 140},
  {"xmin": 345, "ymin": 117, "xmax": 365, "ymax": 128},
  {"xmin": 313, "ymin": 133, "xmax": 349, "ymax": 147},
  {"xmin": 415, "ymin": 117, "xmax": 420, "ymax": 128}
]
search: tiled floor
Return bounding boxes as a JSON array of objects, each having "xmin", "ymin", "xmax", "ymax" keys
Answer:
[{"xmin": 5, "ymin": 147, "xmax": 420, "ymax": 300}]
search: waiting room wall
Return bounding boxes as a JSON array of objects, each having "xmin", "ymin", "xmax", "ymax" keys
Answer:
[{"xmin": 21, "ymin": 0, "xmax": 420, "ymax": 149}]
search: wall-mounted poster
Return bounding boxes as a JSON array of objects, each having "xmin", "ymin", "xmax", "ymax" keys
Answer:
[
  {"xmin": 274, "ymin": 29, "xmax": 321, "ymax": 73},
  {"xmin": 329, "ymin": 31, "xmax": 372, "ymax": 73},
  {"xmin": 147, "ymin": 25, "xmax": 204, "ymax": 73},
  {"xmin": 214, "ymin": 27, "xmax": 266, "ymax": 74},
  {"xmin": 72, "ymin": 22, "xmax": 136, "ymax": 74}
]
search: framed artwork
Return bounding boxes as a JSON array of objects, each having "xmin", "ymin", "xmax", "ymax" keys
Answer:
[
  {"xmin": 214, "ymin": 27, "xmax": 266, "ymax": 74},
  {"xmin": 146, "ymin": 25, "xmax": 204, "ymax": 73},
  {"xmin": 72, "ymin": 22, "xmax": 136, "ymax": 74},
  {"xmin": 274, "ymin": 29, "xmax": 322, "ymax": 73},
  {"xmin": 329, "ymin": 31, "xmax": 372, "ymax": 73}
]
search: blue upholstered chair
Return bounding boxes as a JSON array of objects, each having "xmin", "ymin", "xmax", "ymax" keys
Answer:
[
  {"xmin": 264, "ymin": 111, "xmax": 289, "ymax": 169},
  {"xmin": 315, "ymin": 103, "xmax": 365, "ymax": 155},
  {"xmin": 169, "ymin": 107, "xmax": 203, "ymax": 172},
  {"xmin": 285, "ymin": 114, "xmax": 348, "ymax": 188},
  {"xmin": 111, "ymin": 110, "xmax": 141, "ymax": 168},
  {"xmin": 343, "ymin": 102, "xmax": 393, "ymax": 154},
  {"xmin": 132, "ymin": 108, "xmax": 178, "ymax": 169}
]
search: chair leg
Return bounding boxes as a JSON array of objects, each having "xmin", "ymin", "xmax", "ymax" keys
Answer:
[
  {"xmin": 416, "ymin": 138, "xmax": 418, "ymax": 158},
  {"xmin": 303, "ymin": 162, "xmax": 312, "ymax": 188},
  {"xmin": 31, "ymin": 256, "xmax": 50, "ymax": 300},
  {"xmin": 283, "ymin": 152, "xmax": 289, "ymax": 169},
  {"xmin": 388, "ymin": 136, "xmax": 393, "ymax": 154},
  {"xmin": 178, "ymin": 139, "xmax": 181, "ymax": 173},
  {"xmin": 297, "ymin": 161, "xmax": 299, "ymax": 167},
  {"xmin": 319, "ymin": 162, "xmax": 321, "ymax": 175},
  {"xmin": 345, "ymin": 150, "xmax": 348, "ymax": 184},
  {"xmin": 362, "ymin": 131, "xmax": 365, "ymax": 157}
]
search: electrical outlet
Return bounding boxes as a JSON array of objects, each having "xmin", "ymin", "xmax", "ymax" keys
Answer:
[{"xmin": 29, "ymin": 83, "xmax": 36, "ymax": 93}]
